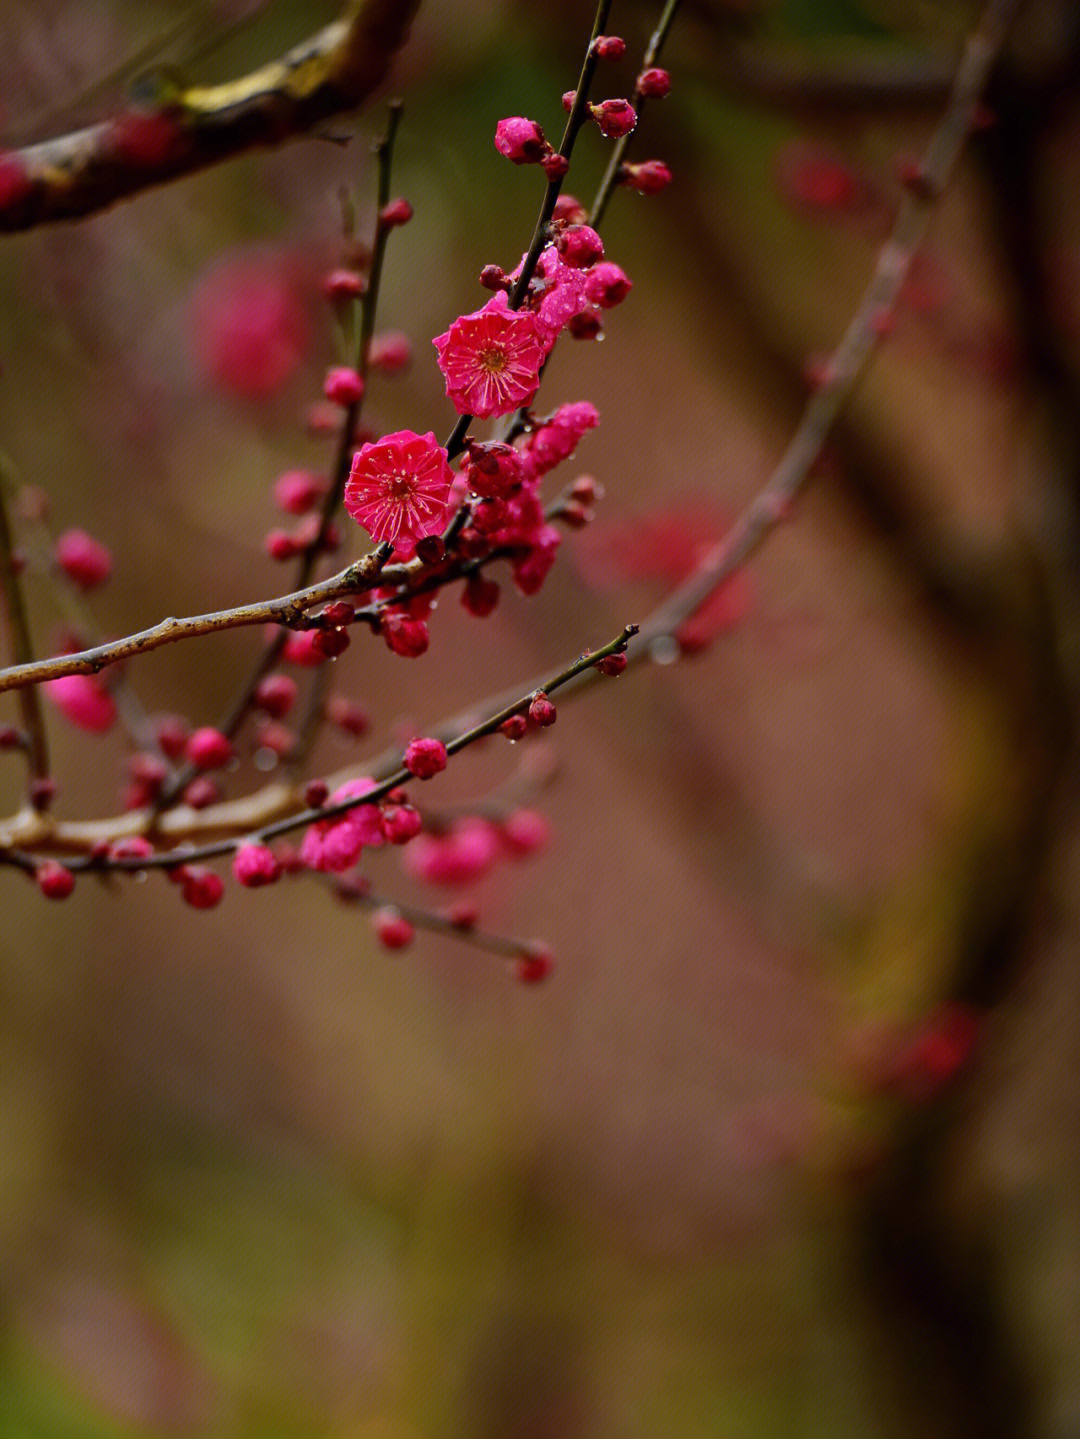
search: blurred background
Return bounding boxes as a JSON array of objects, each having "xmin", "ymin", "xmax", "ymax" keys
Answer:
[{"xmin": 0, "ymin": 0, "xmax": 1077, "ymax": 1434}]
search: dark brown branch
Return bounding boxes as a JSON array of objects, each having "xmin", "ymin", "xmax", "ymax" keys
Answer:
[
  {"xmin": 0, "ymin": 459, "xmax": 49, "ymax": 795},
  {"xmin": 0, "ymin": 0, "xmax": 422, "ymax": 233}
]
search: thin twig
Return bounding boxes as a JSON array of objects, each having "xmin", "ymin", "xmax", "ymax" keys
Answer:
[
  {"xmin": 590, "ymin": 0, "xmax": 683, "ymax": 228},
  {"xmin": 0, "ymin": 625, "xmax": 636, "ymax": 867}
]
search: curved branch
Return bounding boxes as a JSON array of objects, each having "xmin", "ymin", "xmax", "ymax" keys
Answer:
[{"xmin": 0, "ymin": 0, "xmax": 422, "ymax": 233}]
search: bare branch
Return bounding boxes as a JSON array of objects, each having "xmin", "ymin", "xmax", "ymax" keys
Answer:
[{"xmin": 0, "ymin": 0, "xmax": 422, "ymax": 233}]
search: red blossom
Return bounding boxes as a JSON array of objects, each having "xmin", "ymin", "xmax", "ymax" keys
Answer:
[
  {"xmin": 344, "ymin": 430, "xmax": 453, "ymax": 554},
  {"xmin": 433, "ymin": 294, "xmax": 545, "ymax": 418}
]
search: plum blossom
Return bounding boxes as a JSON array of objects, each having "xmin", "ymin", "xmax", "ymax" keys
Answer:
[
  {"xmin": 299, "ymin": 778, "xmax": 385, "ymax": 874},
  {"xmin": 433, "ymin": 294, "xmax": 545, "ymax": 418},
  {"xmin": 344, "ymin": 430, "xmax": 453, "ymax": 554}
]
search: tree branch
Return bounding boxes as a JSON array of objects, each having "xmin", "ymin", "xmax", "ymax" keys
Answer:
[{"xmin": 0, "ymin": 0, "xmax": 422, "ymax": 233}]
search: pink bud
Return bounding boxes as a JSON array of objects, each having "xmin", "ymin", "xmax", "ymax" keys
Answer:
[
  {"xmin": 593, "ymin": 35, "xmax": 626, "ymax": 59},
  {"xmin": 462, "ymin": 574, "xmax": 500, "ymax": 618},
  {"xmin": 589, "ymin": 99, "xmax": 637, "ymax": 138},
  {"xmin": 44, "ymin": 674, "xmax": 117, "ymax": 733},
  {"xmin": 528, "ymin": 693, "xmax": 557, "ymax": 727},
  {"xmin": 325, "ymin": 695, "xmax": 370, "ymax": 737},
  {"xmin": 36, "ymin": 861, "xmax": 75, "ymax": 899},
  {"xmin": 494, "ymin": 116, "xmax": 549, "ymax": 164},
  {"xmin": 557, "ymin": 225, "xmax": 604, "ymax": 270},
  {"xmin": 500, "ymin": 808, "xmax": 551, "ymax": 856},
  {"xmin": 373, "ymin": 907, "xmax": 414, "ymax": 950},
  {"xmin": 382, "ymin": 803, "xmax": 422, "ymax": 844},
  {"xmin": 369, "ymin": 331, "xmax": 412, "ymax": 373},
  {"xmin": 552, "ymin": 194, "xmax": 587, "ymax": 225},
  {"xmin": 515, "ymin": 943, "xmax": 554, "ymax": 984},
  {"xmin": 321, "ymin": 267, "xmax": 366, "ymax": 301},
  {"xmin": 381, "ymin": 612, "xmax": 429, "ymax": 658},
  {"xmin": 185, "ymin": 726, "xmax": 234, "ymax": 770},
  {"xmin": 109, "ymin": 836, "xmax": 155, "ymax": 863},
  {"xmin": 323, "ymin": 366, "xmax": 365, "ymax": 407},
  {"xmin": 265, "ymin": 529, "xmax": 297, "ymax": 561},
  {"xmin": 380, "ymin": 198, "xmax": 413, "ymax": 227},
  {"xmin": 274, "ymin": 469, "xmax": 327, "ymax": 515},
  {"xmin": 404, "ymin": 736, "xmax": 448, "ymax": 780},
  {"xmin": 0, "ymin": 151, "xmax": 32, "ymax": 208},
  {"xmin": 254, "ymin": 674, "xmax": 298, "ymax": 718},
  {"xmin": 310, "ymin": 627, "xmax": 350, "ymax": 659},
  {"xmin": 595, "ymin": 651, "xmax": 627, "ymax": 676},
  {"xmin": 619, "ymin": 160, "xmax": 672, "ymax": 195},
  {"xmin": 636, "ymin": 67, "xmax": 671, "ymax": 98},
  {"xmin": 584, "ymin": 261, "xmax": 632, "ymax": 308},
  {"xmin": 181, "ymin": 866, "xmax": 224, "ymax": 909},
  {"xmin": 465, "ymin": 440, "xmax": 524, "ymax": 498},
  {"xmin": 233, "ymin": 843, "xmax": 281, "ymax": 887},
  {"xmin": 182, "ymin": 776, "xmax": 221, "ymax": 809},
  {"xmin": 54, "ymin": 528, "xmax": 112, "ymax": 589}
]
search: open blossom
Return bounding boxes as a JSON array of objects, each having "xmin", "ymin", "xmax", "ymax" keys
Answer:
[
  {"xmin": 299, "ymin": 778, "xmax": 385, "ymax": 873},
  {"xmin": 433, "ymin": 293, "xmax": 544, "ymax": 418},
  {"xmin": 344, "ymin": 430, "xmax": 453, "ymax": 554}
]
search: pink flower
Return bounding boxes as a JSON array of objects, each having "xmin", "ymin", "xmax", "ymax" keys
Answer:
[
  {"xmin": 402, "ymin": 817, "xmax": 501, "ymax": 886},
  {"xmin": 343, "ymin": 430, "xmax": 451, "ymax": 555},
  {"xmin": 299, "ymin": 778, "xmax": 385, "ymax": 874},
  {"xmin": 524, "ymin": 401, "xmax": 599, "ymax": 476},
  {"xmin": 189, "ymin": 254, "xmax": 309, "ymax": 401},
  {"xmin": 433, "ymin": 294, "xmax": 545, "ymax": 418},
  {"xmin": 44, "ymin": 673, "xmax": 117, "ymax": 733},
  {"xmin": 512, "ymin": 246, "xmax": 591, "ymax": 351}
]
